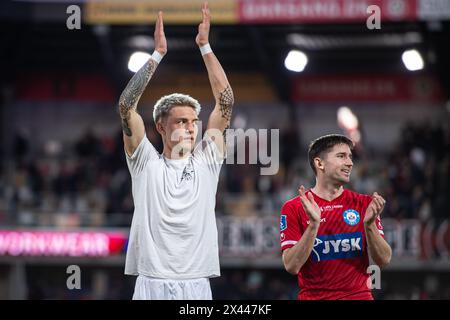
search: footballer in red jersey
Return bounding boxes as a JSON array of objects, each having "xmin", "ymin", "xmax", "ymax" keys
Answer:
[{"xmin": 280, "ymin": 134, "xmax": 392, "ymax": 300}]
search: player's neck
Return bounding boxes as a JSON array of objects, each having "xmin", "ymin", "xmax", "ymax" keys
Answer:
[
  {"xmin": 163, "ymin": 145, "xmax": 191, "ymax": 160},
  {"xmin": 311, "ymin": 180, "xmax": 344, "ymax": 202}
]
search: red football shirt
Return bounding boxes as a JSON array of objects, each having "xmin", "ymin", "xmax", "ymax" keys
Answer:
[{"xmin": 280, "ymin": 189, "xmax": 384, "ymax": 300}]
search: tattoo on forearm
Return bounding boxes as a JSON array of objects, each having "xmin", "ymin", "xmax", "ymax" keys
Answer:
[
  {"xmin": 219, "ymin": 85, "xmax": 234, "ymax": 122},
  {"xmin": 219, "ymin": 85, "xmax": 234, "ymax": 145},
  {"xmin": 118, "ymin": 58, "xmax": 157, "ymax": 136},
  {"xmin": 223, "ymin": 123, "xmax": 230, "ymax": 144}
]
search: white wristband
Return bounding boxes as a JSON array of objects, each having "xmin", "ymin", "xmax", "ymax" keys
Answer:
[
  {"xmin": 200, "ymin": 43, "xmax": 212, "ymax": 56},
  {"xmin": 151, "ymin": 50, "xmax": 163, "ymax": 64}
]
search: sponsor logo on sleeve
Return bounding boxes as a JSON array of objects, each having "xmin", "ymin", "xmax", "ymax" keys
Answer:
[
  {"xmin": 376, "ymin": 216, "xmax": 383, "ymax": 229},
  {"xmin": 280, "ymin": 215, "xmax": 287, "ymax": 231},
  {"xmin": 376, "ymin": 216, "xmax": 384, "ymax": 234}
]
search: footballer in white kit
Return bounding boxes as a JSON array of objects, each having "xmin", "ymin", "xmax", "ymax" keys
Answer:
[{"xmin": 117, "ymin": 3, "xmax": 234, "ymax": 300}]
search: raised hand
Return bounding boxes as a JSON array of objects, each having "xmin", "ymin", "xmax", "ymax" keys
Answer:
[
  {"xmin": 196, "ymin": 2, "xmax": 210, "ymax": 46},
  {"xmin": 364, "ymin": 192, "xmax": 386, "ymax": 226},
  {"xmin": 154, "ymin": 11, "xmax": 167, "ymax": 56},
  {"xmin": 299, "ymin": 186, "xmax": 321, "ymax": 227}
]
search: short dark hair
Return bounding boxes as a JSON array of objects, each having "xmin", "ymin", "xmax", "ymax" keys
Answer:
[{"xmin": 308, "ymin": 134, "xmax": 354, "ymax": 175}]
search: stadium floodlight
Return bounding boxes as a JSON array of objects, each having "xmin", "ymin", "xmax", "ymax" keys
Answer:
[
  {"xmin": 128, "ymin": 51, "xmax": 151, "ymax": 73},
  {"xmin": 337, "ymin": 106, "xmax": 361, "ymax": 144},
  {"xmin": 284, "ymin": 50, "xmax": 308, "ymax": 72},
  {"xmin": 402, "ymin": 49, "xmax": 424, "ymax": 71},
  {"xmin": 337, "ymin": 106, "xmax": 359, "ymax": 131}
]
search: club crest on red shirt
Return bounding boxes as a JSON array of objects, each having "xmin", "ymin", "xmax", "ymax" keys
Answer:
[{"xmin": 343, "ymin": 209, "xmax": 360, "ymax": 226}]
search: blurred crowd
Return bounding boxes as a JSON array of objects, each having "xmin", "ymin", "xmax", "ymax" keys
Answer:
[
  {"xmin": 0, "ymin": 128, "xmax": 134, "ymax": 226},
  {"xmin": 0, "ymin": 121, "xmax": 449, "ymax": 227},
  {"xmin": 384, "ymin": 122, "xmax": 449, "ymax": 221}
]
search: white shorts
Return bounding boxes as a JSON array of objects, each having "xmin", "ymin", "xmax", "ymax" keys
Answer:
[{"xmin": 132, "ymin": 275, "xmax": 212, "ymax": 300}]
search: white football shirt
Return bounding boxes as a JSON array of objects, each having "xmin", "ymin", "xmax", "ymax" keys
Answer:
[{"xmin": 124, "ymin": 133, "xmax": 223, "ymax": 279}]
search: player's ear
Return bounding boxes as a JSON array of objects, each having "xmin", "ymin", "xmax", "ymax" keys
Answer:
[
  {"xmin": 156, "ymin": 119, "xmax": 166, "ymax": 135},
  {"xmin": 314, "ymin": 157, "xmax": 324, "ymax": 172}
]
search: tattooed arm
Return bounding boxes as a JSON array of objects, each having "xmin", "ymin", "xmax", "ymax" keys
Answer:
[
  {"xmin": 196, "ymin": 2, "xmax": 234, "ymax": 155},
  {"xmin": 119, "ymin": 12, "xmax": 167, "ymax": 156}
]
